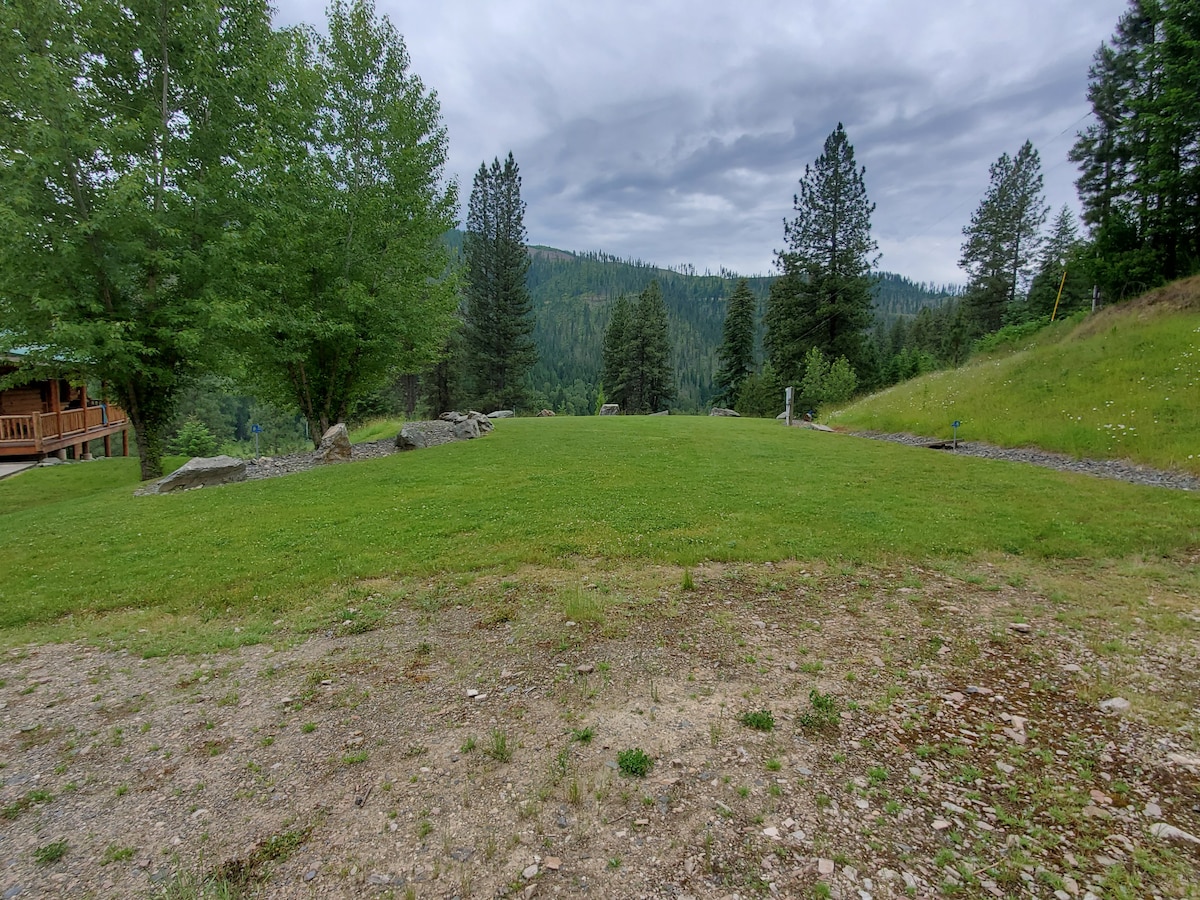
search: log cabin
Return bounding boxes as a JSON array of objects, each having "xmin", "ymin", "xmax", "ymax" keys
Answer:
[{"xmin": 0, "ymin": 350, "xmax": 130, "ymax": 461}]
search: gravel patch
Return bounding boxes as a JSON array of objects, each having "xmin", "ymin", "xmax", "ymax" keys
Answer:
[
  {"xmin": 243, "ymin": 438, "xmax": 400, "ymax": 481},
  {"xmin": 847, "ymin": 431, "xmax": 1199, "ymax": 492}
]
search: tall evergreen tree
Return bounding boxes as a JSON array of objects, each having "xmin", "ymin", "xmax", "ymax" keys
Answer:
[
  {"xmin": 713, "ymin": 279, "xmax": 757, "ymax": 406},
  {"xmin": 601, "ymin": 294, "xmax": 632, "ymax": 404},
  {"xmin": 765, "ymin": 124, "xmax": 877, "ymax": 383},
  {"xmin": 600, "ymin": 280, "xmax": 674, "ymax": 414},
  {"xmin": 463, "ymin": 152, "xmax": 536, "ymax": 411},
  {"xmin": 1026, "ymin": 206, "xmax": 1090, "ymax": 318},
  {"xmin": 959, "ymin": 141, "xmax": 1048, "ymax": 333},
  {"xmin": 1070, "ymin": 0, "xmax": 1200, "ymax": 296}
]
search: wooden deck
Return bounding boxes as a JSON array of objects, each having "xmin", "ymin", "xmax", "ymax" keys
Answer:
[{"xmin": 0, "ymin": 403, "xmax": 129, "ymax": 459}]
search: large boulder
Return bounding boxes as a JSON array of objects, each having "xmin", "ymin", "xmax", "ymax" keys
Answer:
[
  {"xmin": 650, "ymin": 410, "xmax": 669, "ymax": 416},
  {"xmin": 397, "ymin": 420, "xmax": 458, "ymax": 450},
  {"xmin": 487, "ymin": 409, "xmax": 515, "ymax": 419},
  {"xmin": 536, "ymin": 409, "xmax": 555, "ymax": 417},
  {"xmin": 709, "ymin": 407, "xmax": 740, "ymax": 417},
  {"xmin": 439, "ymin": 410, "xmax": 493, "ymax": 434},
  {"xmin": 138, "ymin": 455, "xmax": 246, "ymax": 495},
  {"xmin": 598, "ymin": 404, "xmax": 620, "ymax": 416},
  {"xmin": 453, "ymin": 418, "xmax": 481, "ymax": 440},
  {"xmin": 314, "ymin": 423, "xmax": 352, "ymax": 464}
]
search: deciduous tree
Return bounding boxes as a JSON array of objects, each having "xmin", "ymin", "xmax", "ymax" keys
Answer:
[{"xmin": 0, "ymin": 0, "xmax": 280, "ymax": 478}]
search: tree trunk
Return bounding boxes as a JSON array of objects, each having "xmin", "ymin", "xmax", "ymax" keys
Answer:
[{"xmin": 123, "ymin": 385, "xmax": 166, "ymax": 481}]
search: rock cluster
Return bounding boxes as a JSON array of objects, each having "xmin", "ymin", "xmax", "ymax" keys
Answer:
[{"xmin": 397, "ymin": 411, "xmax": 493, "ymax": 450}]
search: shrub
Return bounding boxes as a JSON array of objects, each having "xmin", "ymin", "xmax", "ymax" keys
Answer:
[
  {"xmin": 171, "ymin": 417, "xmax": 219, "ymax": 458},
  {"xmin": 738, "ymin": 709, "xmax": 775, "ymax": 732}
]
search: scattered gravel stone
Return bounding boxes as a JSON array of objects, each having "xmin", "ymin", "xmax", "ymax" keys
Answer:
[
  {"xmin": 1099, "ymin": 697, "xmax": 1131, "ymax": 713},
  {"xmin": 845, "ymin": 431, "xmax": 1199, "ymax": 491}
]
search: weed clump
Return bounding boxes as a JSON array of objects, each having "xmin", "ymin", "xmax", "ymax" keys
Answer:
[
  {"xmin": 738, "ymin": 709, "xmax": 775, "ymax": 732},
  {"xmin": 617, "ymin": 748, "xmax": 653, "ymax": 777},
  {"xmin": 798, "ymin": 689, "xmax": 839, "ymax": 730}
]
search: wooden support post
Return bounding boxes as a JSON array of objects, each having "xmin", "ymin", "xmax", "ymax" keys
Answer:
[
  {"xmin": 104, "ymin": 434, "xmax": 112, "ymax": 458},
  {"xmin": 122, "ymin": 429, "xmax": 129, "ymax": 457},
  {"xmin": 50, "ymin": 378, "xmax": 62, "ymax": 442}
]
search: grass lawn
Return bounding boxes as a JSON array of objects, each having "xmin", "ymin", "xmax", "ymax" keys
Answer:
[
  {"xmin": 829, "ymin": 283, "xmax": 1200, "ymax": 474},
  {"xmin": 2, "ymin": 416, "xmax": 1196, "ymax": 652}
]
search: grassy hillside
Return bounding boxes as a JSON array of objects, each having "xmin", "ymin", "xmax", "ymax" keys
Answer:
[
  {"xmin": 829, "ymin": 276, "xmax": 1200, "ymax": 474},
  {"xmin": 1, "ymin": 416, "xmax": 1196, "ymax": 653}
]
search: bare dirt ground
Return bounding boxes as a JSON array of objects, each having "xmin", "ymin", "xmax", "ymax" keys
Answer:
[{"xmin": 2, "ymin": 562, "xmax": 1199, "ymax": 900}]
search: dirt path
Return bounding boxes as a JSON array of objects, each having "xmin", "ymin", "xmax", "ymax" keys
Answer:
[{"xmin": 2, "ymin": 563, "xmax": 1198, "ymax": 899}]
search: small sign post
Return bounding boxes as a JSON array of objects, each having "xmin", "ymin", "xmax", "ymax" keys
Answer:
[
  {"xmin": 952, "ymin": 420, "xmax": 961, "ymax": 450},
  {"xmin": 785, "ymin": 386, "xmax": 794, "ymax": 427},
  {"xmin": 251, "ymin": 423, "xmax": 262, "ymax": 456}
]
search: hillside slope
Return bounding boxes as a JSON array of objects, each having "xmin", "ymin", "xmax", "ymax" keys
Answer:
[{"xmin": 828, "ymin": 276, "xmax": 1200, "ymax": 474}]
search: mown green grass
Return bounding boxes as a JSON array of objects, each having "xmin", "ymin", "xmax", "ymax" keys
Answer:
[
  {"xmin": 348, "ymin": 418, "xmax": 405, "ymax": 443},
  {"xmin": 1, "ymin": 416, "xmax": 1196, "ymax": 652},
  {"xmin": 829, "ymin": 284, "xmax": 1200, "ymax": 474}
]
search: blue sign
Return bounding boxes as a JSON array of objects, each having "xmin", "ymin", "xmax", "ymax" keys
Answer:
[
  {"xmin": 952, "ymin": 420, "xmax": 961, "ymax": 429},
  {"xmin": 251, "ymin": 424, "xmax": 263, "ymax": 433}
]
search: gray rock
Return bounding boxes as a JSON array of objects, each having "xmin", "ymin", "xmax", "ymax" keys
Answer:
[
  {"xmin": 1149, "ymin": 822, "xmax": 1200, "ymax": 845},
  {"xmin": 453, "ymin": 418, "xmax": 481, "ymax": 440},
  {"xmin": 536, "ymin": 409, "xmax": 556, "ymax": 417},
  {"xmin": 1099, "ymin": 697, "xmax": 1131, "ymax": 713},
  {"xmin": 137, "ymin": 455, "xmax": 246, "ymax": 495},
  {"xmin": 650, "ymin": 409, "xmax": 669, "ymax": 416},
  {"xmin": 709, "ymin": 407, "xmax": 740, "ymax": 417},
  {"xmin": 397, "ymin": 420, "xmax": 458, "ymax": 450},
  {"xmin": 487, "ymin": 409, "xmax": 515, "ymax": 419},
  {"xmin": 598, "ymin": 404, "xmax": 620, "ymax": 416},
  {"xmin": 313, "ymin": 423, "xmax": 352, "ymax": 464}
]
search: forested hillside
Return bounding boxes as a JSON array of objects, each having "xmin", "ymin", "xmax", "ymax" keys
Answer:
[{"xmin": 446, "ymin": 231, "xmax": 953, "ymax": 414}]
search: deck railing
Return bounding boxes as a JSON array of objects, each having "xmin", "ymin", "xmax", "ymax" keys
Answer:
[{"xmin": 0, "ymin": 404, "xmax": 127, "ymax": 447}]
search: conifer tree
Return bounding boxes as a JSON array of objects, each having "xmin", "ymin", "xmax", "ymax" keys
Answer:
[
  {"xmin": 463, "ymin": 152, "xmax": 536, "ymax": 411},
  {"xmin": 959, "ymin": 141, "xmax": 1048, "ymax": 333},
  {"xmin": 600, "ymin": 280, "xmax": 674, "ymax": 414},
  {"xmin": 1026, "ymin": 206, "xmax": 1089, "ymax": 318},
  {"xmin": 765, "ymin": 124, "xmax": 877, "ymax": 383},
  {"xmin": 713, "ymin": 279, "xmax": 757, "ymax": 406},
  {"xmin": 601, "ymin": 295, "xmax": 632, "ymax": 405}
]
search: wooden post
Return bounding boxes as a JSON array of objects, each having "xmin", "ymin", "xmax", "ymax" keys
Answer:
[
  {"xmin": 104, "ymin": 434, "xmax": 112, "ymax": 458},
  {"xmin": 50, "ymin": 378, "xmax": 62, "ymax": 442},
  {"xmin": 80, "ymin": 383, "xmax": 93, "ymax": 459},
  {"xmin": 32, "ymin": 412, "xmax": 42, "ymax": 454},
  {"xmin": 121, "ymin": 428, "xmax": 129, "ymax": 457}
]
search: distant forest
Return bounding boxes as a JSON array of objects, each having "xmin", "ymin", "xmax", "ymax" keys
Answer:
[{"xmin": 443, "ymin": 230, "xmax": 957, "ymax": 414}]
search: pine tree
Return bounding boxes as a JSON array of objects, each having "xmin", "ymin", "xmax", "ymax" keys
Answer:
[
  {"xmin": 463, "ymin": 152, "xmax": 536, "ymax": 411},
  {"xmin": 600, "ymin": 280, "xmax": 674, "ymax": 414},
  {"xmin": 601, "ymin": 295, "xmax": 632, "ymax": 406},
  {"xmin": 765, "ymin": 124, "xmax": 877, "ymax": 383},
  {"xmin": 959, "ymin": 141, "xmax": 1048, "ymax": 334},
  {"xmin": 1070, "ymin": 0, "xmax": 1200, "ymax": 295},
  {"xmin": 713, "ymin": 279, "xmax": 757, "ymax": 406},
  {"xmin": 1026, "ymin": 207, "xmax": 1090, "ymax": 318}
]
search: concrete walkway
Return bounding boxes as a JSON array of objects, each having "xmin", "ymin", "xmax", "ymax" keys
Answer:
[{"xmin": 0, "ymin": 461, "xmax": 37, "ymax": 480}]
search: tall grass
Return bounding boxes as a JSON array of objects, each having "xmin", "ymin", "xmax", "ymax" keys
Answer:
[{"xmin": 830, "ymin": 292, "xmax": 1200, "ymax": 473}]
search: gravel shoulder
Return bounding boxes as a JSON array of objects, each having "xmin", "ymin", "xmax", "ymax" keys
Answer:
[
  {"xmin": 3, "ymin": 562, "xmax": 1198, "ymax": 899},
  {"xmin": 843, "ymin": 431, "xmax": 1200, "ymax": 492}
]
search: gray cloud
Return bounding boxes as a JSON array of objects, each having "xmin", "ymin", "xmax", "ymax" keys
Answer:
[{"xmin": 275, "ymin": 0, "xmax": 1130, "ymax": 283}]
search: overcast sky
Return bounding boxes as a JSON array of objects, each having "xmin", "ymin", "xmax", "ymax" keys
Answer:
[{"xmin": 275, "ymin": 0, "xmax": 1128, "ymax": 285}]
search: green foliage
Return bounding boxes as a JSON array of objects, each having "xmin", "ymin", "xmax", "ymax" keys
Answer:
[
  {"xmin": 766, "ymin": 123, "xmax": 878, "ymax": 381},
  {"xmin": 171, "ymin": 419, "xmax": 219, "ymax": 460},
  {"xmin": 484, "ymin": 730, "xmax": 512, "ymax": 763},
  {"xmin": 240, "ymin": 0, "xmax": 458, "ymax": 443},
  {"xmin": 738, "ymin": 709, "xmax": 775, "ymax": 732},
  {"xmin": 973, "ymin": 317, "xmax": 1054, "ymax": 354},
  {"xmin": 714, "ymin": 279, "xmax": 758, "ymax": 406},
  {"xmin": 617, "ymin": 748, "xmax": 653, "ymax": 777},
  {"xmin": 34, "ymin": 841, "xmax": 68, "ymax": 865},
  {"xmin": 463, "ymin": 153, "xmax": 536, "ymax": 412},
  {"xmin": 959, "ymin": 141, "xmax": 1048, "ymax": 334},
  {"xmin": 570, "ymin": 726, "xmax": 595, "ymax": 744},
  {"xmin": 798, "ymin": 689, "xmax": 840, "ymax": 730},
  {"xmin": 1070, "ymin": 1, "xmax": 1200, "ymax": 295},
  {"xmin": 0, "ymin": 0, "xmax": 280, "ymax": 479},
  {"xmin": 797, "ymin": 348, "xmax": 858, "ymax": 413},
  {"xmin": 603, "ymin": 280, "xmax": 676, "ymax": 414},
  {"xmin": 735, "ymin": 363, "xmax": 784, "ymax": 417}
]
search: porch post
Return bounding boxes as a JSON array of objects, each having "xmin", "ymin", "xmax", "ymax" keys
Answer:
[
  {"xmin": 104, "ymin": 434, "xmax": 112, "ymax": 458},
  {"xmin": 122, "ymin": 428, "xmax": 129, "ymax": 457}
]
